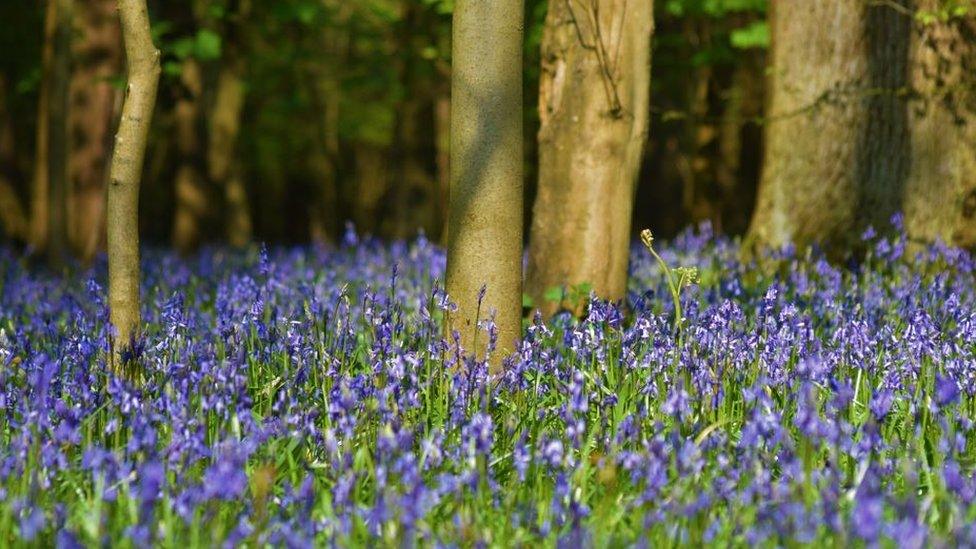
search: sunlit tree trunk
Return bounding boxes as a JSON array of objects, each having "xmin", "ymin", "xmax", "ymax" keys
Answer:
[
  {"xmin": 171, "ymin": 59, "xmax": 208, "ymax": 254},
  {"xmin": 446, "ymin": 0, "xmax": 524, "ymax": 369},
  {"xmin": 69, "ymin": 0, "xmax": 122, "ymax": 263},
  {"xmin": 749, "ymin": 0, "xmax": 976, "ymax": 253},
  {"xmin": 526, "ymin": 0, "xmax": 653, "ymax": 317},
  {"xmin": 107, "ymin": 0, "xmax": 160, "ymax": 366},
  {"xmin": 902, "ymin": 1, "xmax": 976, "ymax": 248}
]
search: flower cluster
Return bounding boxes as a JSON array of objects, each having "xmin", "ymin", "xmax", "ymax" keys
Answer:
[{"xmin": 1, "ymin": 224, "xmax": 975, "ymax": 546}]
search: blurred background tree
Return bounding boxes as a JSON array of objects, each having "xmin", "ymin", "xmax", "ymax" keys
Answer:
[
  {"xmin": 0, "ymin": 0, "xmax": 771, "ymax": 253},
  {"xmin": 0, "ymin": 0, "xmax": 976, "ymax": 260}
]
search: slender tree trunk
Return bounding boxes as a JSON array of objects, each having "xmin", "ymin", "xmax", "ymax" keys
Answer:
[
  {"xmin": 526, "ymin": 0, "xmax": 653, "ymax": 317},
  {"xmin": 749, "ymin": 0, "xmax": 976, "ymax": 254},
  {"xmin": 30, "ymin": 0, "xmax": 57, "ymax": 253},
  {"xmin": 446, "ymin": 0, "xmax": 524, "ymax": 369},
  {"xmin": 69, "ymin": 0, "xmax": 122, "ymax": 263},
  {"xmin": 209, "ymin": 1, "xmax": 252, "ymax": 248},
  {"xmin": 210, "ymin": 54, "xmax": 251, "ymax": 247},
  {"xmin": 171, "ymin": 58, "xmax": 208, "ymax": 254},
  {"xmin": 307, "ymin": 59, "xmax": 340, "ymax": 244},
  {"xmin": 0, "ymin": 76, "xmax": 28, "ymax": 242},
  {"xmin": 351, "ymin": 143, "xmax": 388, "ymax": 235},
  {"xmin": 108, "ymin": 0, "xmax": 160, "ymax": 365},
  {"xmin": 46, "ymin": 0, "xmax": 72, "ymax": 268},
  {"xmin": 715, "ymin": 53, "xmax": 764, "ymax": 235},
  {"xmin": 385, "ymin": 2, "xmax": 439, "ymax": 241}
]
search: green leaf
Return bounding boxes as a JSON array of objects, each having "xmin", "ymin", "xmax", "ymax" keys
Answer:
[
  {"xmin": 162, "ymin": 61, "xmax": 183, "ymax": 77},
  {"xmin": 194, "ymin": 29, "xmax": 222, "ymax": 60},
  {"xmin": 522, "ymin": 294, "xmax": 534, "ymax": 308},
  {"xmin": 170, "ymin": 37, "xmax": 195, "ymax": 60},
  {"xmin": 543, "ymin": 287, "xmax": 564, "ymax": 303},
  {"xmin": 729, "ymin": 21, "xmax": 769, "ymax": 49}
]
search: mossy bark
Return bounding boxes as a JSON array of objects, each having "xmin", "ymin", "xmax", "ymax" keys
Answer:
[
  {"xmin": 446, "ymin": 0, "xmax": 524, "ymax": 370},
  {"xmin": 107, "ymin": 0, "xmax": 160, "ymax": 366},
  {"xmin": 526, "ymin": 0, "xmax": 653, "ymax": 317}
]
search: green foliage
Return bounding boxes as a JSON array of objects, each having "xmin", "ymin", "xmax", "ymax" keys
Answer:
[
  {"xmin": 916, "ymin": 0, "xmax": 974, "ymax": 24},
  {"xmin": 729, "ymin": 20, "xmax": 769, "ymax": 49}
]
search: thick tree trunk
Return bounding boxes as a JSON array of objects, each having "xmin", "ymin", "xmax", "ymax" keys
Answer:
[
  {"xmin": 747, "ymin": 0, "xmax": 976, "ymax": 253},
  {"xmin": 69, "ymin": 0, "xmax": 122, "ymax": 262},
  {"xmin": 108, "ymin": 0, "xmax": 160, "ymax": 365},
  {"xmin": 526, "ymin": 0, "xmax": 653, "ymax": 317},
  {"xmin": 171, "ymin": 59, "xmax": 208, "ymax": 254},
  {"xmin": 446, "ymin": 0, "xmax": 524, "ymax": 369},
  {"xmin": 902, "ymin": 2, "xmax": 976, "ymax": 248}
]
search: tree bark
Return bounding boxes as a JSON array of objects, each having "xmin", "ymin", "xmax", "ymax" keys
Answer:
[
  {"xmin": 210, "ymin": 3, "xmax": 251, "ymax": 248},
  {"xmin": 210, "ymin": 59, "xmax": 250, "ymax": 248},
  {"xmin": 0, "ymin": 76, "xmax": 28, "ymax": 242},
  {"xmin": 351, "ymin": 143, "xmax": 388, "ymax": 235},
  {"xmin": 526, "ymin": 0, "xmax": 653, "ymax": 317},
  {"xmin": 171, "ymin": 58, "xmax": 208, "ymax": 254},
  {"xmin": 306, "ymin": 51, "xmax": 341, "ymax": 244},
  {"xmin": 107, "ymin": 0, "xmax": 160, "ymax": 364},
  {"xmin": 446, "ymin": 0, "xmax": 524, "ymax": 369},
  {"xmin": 46, "ymin": 0, "xmax": 73, "ymax": 268},
  {"xmin": 747, "ymin": 0, "xmax": 976, "ymax": 254},
  {"xmin": 902, "ymin": 2, "xmax": 976, "ymax": 248},
  {"xmin": 30, "ymin": 0, "xmax": 58, "ymax": 253},
  {"xmin": 69, "ymin": 0, "xmax": 122, "ymax": 263}
]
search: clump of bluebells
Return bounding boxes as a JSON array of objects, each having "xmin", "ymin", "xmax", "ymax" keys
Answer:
[{"xmin": 1, "ymin": 222, "xmax": 976, "ymax": 546}]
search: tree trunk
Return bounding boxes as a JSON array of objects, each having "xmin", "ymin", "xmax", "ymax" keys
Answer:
[
  {"xmin": 210, "ymin": 54, "xmax": 251, "ymax": 247},
  {"xmin": 746, "ymin": 0, "xmax": 963, "ymax": 254},
  {"xmin": 46, "ymin": 0, "xmax": 73, "ymax": 268},
  {"xmin": 901, "ymin": 2, "xmax": 976, "ymax": 248},
  {"xmin": 69, "ymin": 0, "xmax": 122, "ymax": 263},
  {"xmin": 307, "ymin": 57, "xmax": 341, "ymax": 244},
  {"xmin": 351, "ymin": 143, "xmax": 388, "ymax": 235},
  {"xmin": 209, "ymin": 2, "xmax": 252, "ymax": 248},
  {"xmin": 171, "ymin": 58, "xmax": 208, "ymax": 254},
  {"xmin": 108, "ymin": 0, "xmax": 160, "ymax": 365},
  {"xmin": 30, "ymin": 0, "xmax": 57, "ymax": 253},
  {"xmin": 384, "ymin": 2, "xmax": 439, "ymax": 241},
  {"xmin": 526, "ymin": 0, "xmax": 653, "ymax": 317},
  {"xmin": 0, "ymin": 76, "xmax": 28, "ymax": 242},
  {"xmin": 446, "ymin": 0, "xmax": 524, "ymax": 369}
]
